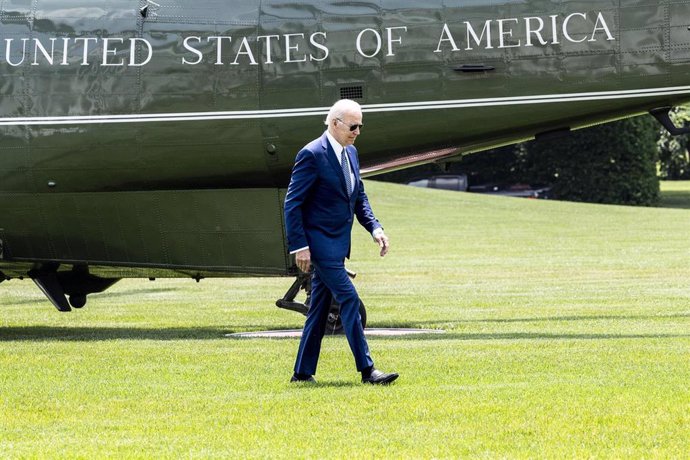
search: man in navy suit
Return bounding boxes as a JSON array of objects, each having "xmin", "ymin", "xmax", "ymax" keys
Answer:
[{"xmin": 284, "ymin": 99, "xmax": 399, "ymax": 385}]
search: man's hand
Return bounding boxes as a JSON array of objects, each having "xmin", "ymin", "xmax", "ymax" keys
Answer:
[
  {"xmin": 295, "ymin": 248, "xmax": 311, "ymax": 273},
  {"xmin": 374, "ymin": 232, "xmax": 389, "ymax": 257}
]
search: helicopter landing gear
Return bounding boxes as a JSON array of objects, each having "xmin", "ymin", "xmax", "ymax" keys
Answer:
[{"xmin": 276, "ymin": 269, "xmax": 367, "ymax": 334}]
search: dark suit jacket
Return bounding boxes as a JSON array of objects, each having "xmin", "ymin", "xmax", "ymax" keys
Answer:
[{"xmin": 284, "ymin": 131, "xmax": 381, "ymax": 262}]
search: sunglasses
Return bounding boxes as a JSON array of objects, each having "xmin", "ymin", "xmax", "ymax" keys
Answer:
[{"xmin": 336, "ymin": 118, "xmax": 364, "ymax": 132}]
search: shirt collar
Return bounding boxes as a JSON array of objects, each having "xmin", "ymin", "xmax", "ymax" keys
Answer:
[{"xmin": 325, "ymin": 130, "xmax": 345, "ymax": 157}]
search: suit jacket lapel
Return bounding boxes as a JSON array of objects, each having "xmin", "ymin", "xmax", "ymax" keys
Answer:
[{"xmin": 322, "ymin": 133, "xmax": 349, "ymax": 199}]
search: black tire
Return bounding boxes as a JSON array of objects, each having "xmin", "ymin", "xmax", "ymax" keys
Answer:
[
  {"xmin": 325, "ymin": 299, "xmax": 367, "ymax": 334},
  {"xmin": 69, "ymin": 294, "xmax": 86, "ymax": 308}
]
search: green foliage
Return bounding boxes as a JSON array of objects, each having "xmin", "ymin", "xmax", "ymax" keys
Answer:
[
  {"xmin": 657, "ymin": 106, "xmax": 690, "ymax": 179},
  {"xmin": 523, "ymin": 116, "xmax": 660, "ymax": 206}
]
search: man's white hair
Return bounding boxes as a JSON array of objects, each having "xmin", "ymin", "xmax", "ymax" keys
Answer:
[{"xmin": 325, "ymin": 99, "xmax": 362, "ymax": 125}]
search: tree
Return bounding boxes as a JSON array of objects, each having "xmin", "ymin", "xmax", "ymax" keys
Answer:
[
  {"xmin": 522, "ymin": 116, "xmax": 659, "ymax": 206},
  {"xmin": 657, "ymin": 106, "xmax": 690, "ymax": 180}
]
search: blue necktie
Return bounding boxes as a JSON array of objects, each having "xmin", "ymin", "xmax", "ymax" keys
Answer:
[{"xmin": 342, "ymin": 149, "xmax": 352, "ymax": 196}]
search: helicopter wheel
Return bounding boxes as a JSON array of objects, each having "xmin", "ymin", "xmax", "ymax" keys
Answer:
[
  {"xmin": 325, "ymin": 299, "xmax": 367, "ymax": 334},
  {"xmin": 69, "ymin": 294, "xmax": 87, "ymax": 308}
]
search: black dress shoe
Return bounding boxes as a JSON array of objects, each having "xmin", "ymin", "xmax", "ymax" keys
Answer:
[
  {"xmin": 290, "ymin": 374, "xmax": 316, "ymax": 383},
  {"xmin": 361, "ymin": 369, "xmax": 399, "ymax": 385}
]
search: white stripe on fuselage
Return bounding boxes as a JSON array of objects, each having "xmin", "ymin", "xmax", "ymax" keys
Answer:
[{"xmin": 0, "ymin": 85, "xmax": 688, "ymax": 126}]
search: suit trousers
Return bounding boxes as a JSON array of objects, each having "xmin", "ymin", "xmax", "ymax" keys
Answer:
[{"xmin": 293, "ymin": 258, "xmax": 374, "ymax": 375}]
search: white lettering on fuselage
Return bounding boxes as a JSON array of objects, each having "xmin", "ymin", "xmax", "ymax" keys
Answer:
[
  {"xmin": 356, "ymin": 27, "xmax": 408, "ymax": 58},
  {"xmin": 0, "ymin": 11, "xmax": 614, "ymax": 68},
  {"xmin": 4, "ymin": 37, "xmax": 153, "ymax": 67},
  {"xmin": 181, "ymin": 32, "xmax": 329, "ymax": 65},
  {"xmin": 434, "ymin": 12, "xmax": 614, "ymax": 52}
]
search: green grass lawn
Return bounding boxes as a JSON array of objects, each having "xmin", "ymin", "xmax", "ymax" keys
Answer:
[{"xmin": 1, "ymin": 181, "xmax": 689, "ymax": 458}]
